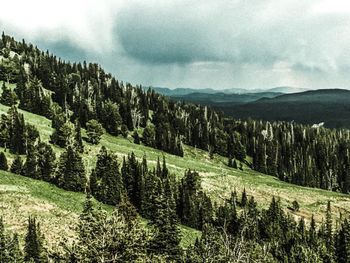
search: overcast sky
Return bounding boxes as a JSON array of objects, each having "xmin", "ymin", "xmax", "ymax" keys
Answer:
[{"xmin": 1, "ymin": 0, "xmax": 350, "ymax": 90}]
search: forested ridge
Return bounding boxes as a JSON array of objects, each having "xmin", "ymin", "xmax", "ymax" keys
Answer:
[{"xmin": 1, "ymin": 33, "xmax": 350, "ymax": 262}]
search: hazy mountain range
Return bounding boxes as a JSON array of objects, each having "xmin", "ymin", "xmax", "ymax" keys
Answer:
[{"xmin": 157, "ymin": 87, "xmax": 350, "ymax": 129}]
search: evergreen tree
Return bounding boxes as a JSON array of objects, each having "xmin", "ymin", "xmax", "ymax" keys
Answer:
[
  {"xmin": 0, "ymin": 82, "xmax": 17, "ymax": 106},
  {"xmin": 74, "ymin": 120, "xmax": 84, "ymax": 153},
  {"xmin": 86, "ymin": 119, "xmax": 104, "ymax": 144},
  {"xmin": 22, "ymin": 145, "xmax": 38, "ymax": 179},
  {"xmin": 36, "ymin": 142, "xmax": 56, "ymax": 182},
  {"xmin": 149, "ymin": 188, "xmax": 182, "ymax": 260},
  {"xmin": 24, "ymin": 217, "xmax": 46, "ymax": 263},
  {"xmin": 10, "ymin": 155, "xmax": 22, "ymax": 174},
  {"xmin": 241, "ymin": 188, "xmax": 248, "ymax": 207},
  {"xmin": 142, "ymin": 125, "xmax": 155, "ymax": 147},
  {"xmin": 90, "ymin": 146, "xmax": 123, "ymax": 205},
  {"xmin": 56, "ymin": 146, "xmax": 86, "ymax": 191},
  {"xmin": 74, "ymin": 194, "xmax": 149, "ymax": 262},
  {"xmin": 336, "ymin": 218, "xmax": 350, "ymax": 263},
  {"xmin": 133, "ymin": 130, "xmax": 140, "ymax": 144},
  {"xmin": 0, "ymin": 152, "xmax": 8, "ymax": 171}
]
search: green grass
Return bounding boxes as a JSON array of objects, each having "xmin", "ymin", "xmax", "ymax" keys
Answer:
[
  {"xmin": 0, "ymin": 170, "xmax": 200, "ymax": 248},
  {"xmin": 0, "ymin": 102, "xmax": 350, "ymax": 248}
]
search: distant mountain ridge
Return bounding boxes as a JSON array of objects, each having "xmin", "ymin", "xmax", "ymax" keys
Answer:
[
  {"xmin": 151, "ymin": 86, "xmax": 309, "ymax": 96},
  {"xmin": 220, "ymin": 89, "xmax": 350, "ymax": 129}
]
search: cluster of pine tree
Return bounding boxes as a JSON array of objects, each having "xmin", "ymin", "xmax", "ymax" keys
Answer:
[{"xmin": 2, "ymin": 191, "xmax": 350, "ymax": 262}]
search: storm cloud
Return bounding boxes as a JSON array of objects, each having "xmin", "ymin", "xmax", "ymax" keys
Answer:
[{"xmin": 1, "ymin": 0, "xmax": 350, "ymax": 89}]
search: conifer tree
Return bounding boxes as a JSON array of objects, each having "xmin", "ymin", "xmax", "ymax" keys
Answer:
[
  {"xmin": 90, "ymin": 146, "xmax": 123, "ymax": 205},
  {"xmin": 22, "ymin": 145, "xmax": 38, "ymax": 179},
  {"xmin": 36, "ymin": 142, "xmax": 56, "ymax": 183},
  {"xmin": 86, "ymin": 119, "xmax": 104, "ymax": 144},
  {"xmin": 74, "ymin": 120, "xmax": 84, "ymax": 153},
  {"xmin": 24, "ymin": 217, "xmax": 46, "ymax": 263},
  {"xmin": 75, "ymin": 194, "xmax": 149, "ymax": 262},
  {"xmin": 10, "ymin": 155, "xmax": 23, "ymax": 174},
  {"xmin": 336, "ymin": 218, "xmax": 350, "ymax": 263},
  {"xmin": 0, "ymin": 82, "xmax": 17, "ymax": 106},
  {"xmin": 133, "ymin": 130, "xmax": 140, "ymax": 144},
  {"xmin": 149, "ymin": 188, "xmax": 182, "ymax": 260},
  {"xmin": 241, "ymin": 188, "xmax": 248, "ymax": 207},
  {"xmin": 56, "ymin": 146, "xmax": 86, "ymax": 191},
  {"xmin": 0, "ymin": 152, "xmax": 8, "ymax": 171}
]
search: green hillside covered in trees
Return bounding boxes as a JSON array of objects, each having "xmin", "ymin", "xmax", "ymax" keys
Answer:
[{"xmin": 1, "ymin": 33, "xmax": 350, "ymax": 262}]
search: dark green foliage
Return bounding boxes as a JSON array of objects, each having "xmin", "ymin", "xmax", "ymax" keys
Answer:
[
  {"xmin": 36, "ymin": 142, "xmax": 56, "ymax": 182},
  {"xmin": 73, "ymin": 120, "xmax": 84, "ymax": 153},
  {"xmin": 0, "ymin": 217, "xmax": 23, "ymax": 262},
  {"xmin": 24, "ymin": 217, "xmax": 46, "ymax": 263},
  {"xmin": 336, "ymin": 218, "xmax": 350, "ymax": 263},
  {"xmin": 177, "ymin": 170, "xmax": 213, "ymax": 230},
  {"xmin": 90, "ymin": 146, "xmax": 123, "ymax": 205},
  {"xmin": 142, "ymin": 125, "xmax": 155, "ymax": 147},
  {"xmin": 149, "ymin": 186, "xmax": 182, "ymax": 260},
  {"xmin": 71, "ymin": 195, "xmax": 150, "ymax": 262},
  {"xmin": 99, "ymin": 100, "xmax": 122, "ymax": 135},
  {"xmin": 86, "ymin": 119, "xmax": 104, "ymax": 144},
  {"xmin": 56, "ymin": 146, "xmax": 86, "ymax": 191},
  {"xmin": 50, "ymin": 105, "xmax": 73, "ymax": 148},
  {"xmin": 10, "ymin": 155, "xmax": 23, "ymax": 174},
  {"xmin": 132, "ymin": 130, "xmax": 140, "ymax": 144},
  {"xmin": 0, "ymin": 82, "xmax": 17, "ymax": 106},
  {"xmin": 17, "ymin": 77, "xmax": 51, "ymax": 118},
  {"xmin": 120, "ymin": 124, "xmax": 128, "ymax": 138},
  {"xmin": 22, "ymin": 145, "xmax": 39, "ymax": 179},
  {"xmin": 122, "ymin": 152, "xmax": 144, "ymax": 210},
  {"xmin": 240, "ymin": 188, "xmax": 248, "ymax": 207},
  {"xmin": 0, "ymin": 152, "xmax": 8, "ymax": 171}
]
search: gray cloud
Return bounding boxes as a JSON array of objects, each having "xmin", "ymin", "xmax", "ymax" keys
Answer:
[{"xmin": 1, "ymin": 0, "xmax": 350, "ymax": 89}]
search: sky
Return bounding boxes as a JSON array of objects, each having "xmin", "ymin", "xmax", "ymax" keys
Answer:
[{"xmin": 1, "ymin": 0, "xmax": 350, "ymax": 90}]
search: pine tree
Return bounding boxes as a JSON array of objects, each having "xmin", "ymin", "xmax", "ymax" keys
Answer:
[
  {"xmin": 74, "ymin": 194, "xmax": 149, "ymax": 262},
  {"xmin": 24, "ymin": 217, "xmax": 46, "ymax": 263},
  {"xmin": 10, "ymin": 155, "xmax": 22, "ymax": 174},
  {"xmin": 0, "ymin": 152, "xmax": 8, "ymax": 171},
  {"xmin": 86, "ymin": 119, "xmax": 104, "ymax": 144},
  {"xmin": 133, "ymin": 130, "xmax": 140, "ymax": 144},
  {"xmin": 149, "ymin": 189, "xmax": 182, "ymax": 260},
  {"xmin": 336, "ymin": 218, "xmax": 350, "ymax": 263},
  {"xmin": 0, "ymin": 82, "xmax": 17, "ymax": 106},
  {"xmin": 90, "ymin": 146, "xmax": 123, "ymax": 205},
  {"xmin": 56, "ymin": 146, "xmax": 86, "ymax": 191},
  {"xmin": 241, "ymin": 188, "xmax": 248, "ymax": 207},
  {"xmin": 8, "ymin": 233, "xmax": 23, "ymax": 262},
  {"xmin": 74, "ymin": 120, "xmax": 84, "ymax": 153},
  {"xmin": 37, "ymin": 142, "xmax": 56, "ymax": 183},
  {"xmin": 309, "ymin": 215, "xmax": 317, "ymax": 248},
  {"xmin": 22, "ymin": 145, "xmax": 38, "ymax": 179}
]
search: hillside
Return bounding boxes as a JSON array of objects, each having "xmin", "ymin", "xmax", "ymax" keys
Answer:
[
  {"xmin": 2, "ymin": 34, "xmax": 350, "ymax": 261},
  {"xmin": 1, "ymin": 102, "xmax": 349, "ymax": 229}
]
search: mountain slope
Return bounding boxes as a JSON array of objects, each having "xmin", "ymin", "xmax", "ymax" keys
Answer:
[{"xmin": 0, "ymin": 102, "xmax": 349, "ymax": 231}]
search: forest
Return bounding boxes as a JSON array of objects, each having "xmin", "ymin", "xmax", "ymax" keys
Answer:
[{"xmin": 1, "ymin": 33, "xmax": 350, "ymax": 262}]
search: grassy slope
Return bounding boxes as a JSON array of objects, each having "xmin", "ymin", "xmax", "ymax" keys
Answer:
[{"xmin": 0, "ymin": 96, "xmax": 350, "ymax": 248}]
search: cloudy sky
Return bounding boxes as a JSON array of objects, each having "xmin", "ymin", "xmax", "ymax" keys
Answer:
[{"xmin": 1, "ymin": 0, "xmax": 350, "ymax": 90}]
